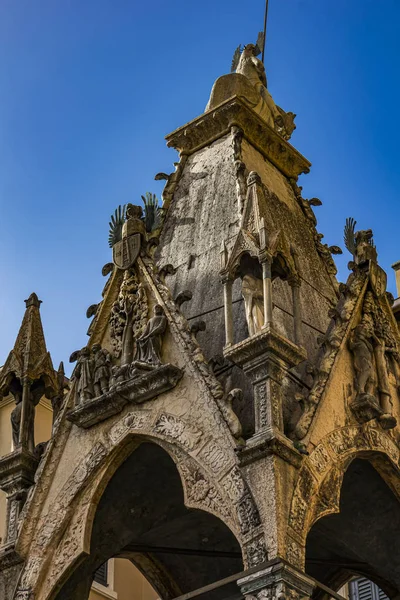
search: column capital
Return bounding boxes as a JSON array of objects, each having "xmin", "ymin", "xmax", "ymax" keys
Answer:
[{"xmin": 238, "ymin": 560, "xmax": 315, "ymax": 600}]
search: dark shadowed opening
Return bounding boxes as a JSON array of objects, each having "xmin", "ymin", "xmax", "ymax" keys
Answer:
[
  {"xmin": 305, "ymin": 457, "xmax": 400, "ymax": 599},
  {"xmin": 52, "ymin": 441, "xmax": 243, "ymax": 600}
]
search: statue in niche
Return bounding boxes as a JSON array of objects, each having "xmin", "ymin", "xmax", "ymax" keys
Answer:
[
  {"xmin": 74, "ymin": 347, "xmax": 95, "ymax": 405},
  {"xmin": 92, "ymin": 344, "xmax": 112, "ymax": 396},
  {"xmin": 10, "ymin": 381, "xmax": 41, "ymax": 452},
  {"xmin": 241, "ymin": 274, "xmax": 264, "ymax": 337},
  {"xmin": 10, "ymin": 389, "xmax": 23, "ymax": 449},
  {"xmin": 135, "ymin": 304, "xmax": 167, "ymax": 366}
]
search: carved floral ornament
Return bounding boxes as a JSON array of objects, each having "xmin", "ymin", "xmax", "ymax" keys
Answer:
[
  {"xmin": 287, "ymin": 423, "xmax": 400, "ymax": 563},
  {"xmin": 14, "ymin": 410, "xmax": 263, "ymax": 599}
]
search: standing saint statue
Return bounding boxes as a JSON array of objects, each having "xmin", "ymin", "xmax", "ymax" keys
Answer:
[
  {"xmin": 135, "ymin": 305, "xmax": 167, "ymax": 365},
  {"xmin": 92, "ymin": 344, "xmax": 112, "ymax": 396},
  {"xmin": 348, "ymin": 320, "xmax": 377, "ymax": 397},
  {"xmin": 241, "ymin": 274, "xmax": 264, "ymax": 337},
  {"xmin": 74, "ymin": 347, "xmax": 95, "ymax": 404}
]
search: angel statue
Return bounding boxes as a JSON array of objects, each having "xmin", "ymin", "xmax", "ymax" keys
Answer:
[
  {"xmin": 231, "ymin": 33, "xmax": 295, "ymax": 140},
  {"xmin": 344, "ymin": 218, "xmax": 377, "ymax": 267}
]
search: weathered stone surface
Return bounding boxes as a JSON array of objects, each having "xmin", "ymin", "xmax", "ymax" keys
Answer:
[{"xmin": 3, "ymin": 59, "xmax": 400, "ymax": 600}]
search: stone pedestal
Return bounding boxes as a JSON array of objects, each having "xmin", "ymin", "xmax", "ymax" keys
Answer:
[
  {"xmin": 0, "ymin": 447, "xmax": 39, "ymax": 546},
  {"xmin": 224, "ymin": 327, "xmax": 306, "ymax": 453},
  {"xmin": 238, "ymin": 560, "xmax": 315, "ymax": 600}
]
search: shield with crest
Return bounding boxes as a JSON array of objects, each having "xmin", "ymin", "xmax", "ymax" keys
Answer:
[
  {"xmin": 369, "ymin": 261, "xmax": 387, "ymax": 298},
  {"xmin": 113, "ymin": 234, "xmax": 141, "ymax": 270}
]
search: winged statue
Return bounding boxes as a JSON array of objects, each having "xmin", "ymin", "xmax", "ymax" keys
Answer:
[
  {"xmin": 343, "ymin": 217, "xmax": 357, "ymax": 260},
  {"xmin": 344, "ymin": 217, "xmax": 377, "ymax": 267},
  {"xmin": 231, "ymin": 31, "xmax": 265, "ymax": 73}
]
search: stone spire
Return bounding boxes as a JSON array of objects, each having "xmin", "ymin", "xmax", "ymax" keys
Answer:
[
  {"xmin": 0, "ymin": 293, "xmax": 57, "ymax": 450},
  {"xmin": 0, "ymin": 295, "xmax": 58, "ymax": 552},
  {"xmin": 0, "ymin": 293, "xmax": 56, "ymax": 393}
]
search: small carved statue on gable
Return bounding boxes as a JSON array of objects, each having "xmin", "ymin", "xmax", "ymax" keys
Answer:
[
  {"xmin": 348, "ymin": 291, "xmax": 396, "ymax": 428},
  {"xmin": 135, "ymin": 304, "xmax": 167, "ymax": 366},
  {"xmin": 348, "ymin": 316, "xmax": 377, "ymax": 398},
  {"xmin": 74, "ymin": 347, "xmax": 95, "ymax": 405},
  {"xmin": 241, "ymin": 274, "xmax": 264, "ymax": 336},
  {"xmin": 92, "ymin": 344, "xmax": 112, "ymax": 396}
]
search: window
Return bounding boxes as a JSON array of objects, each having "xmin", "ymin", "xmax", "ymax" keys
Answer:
[
  {"xmin": 93, "ymin": 561, "xmax": 108, "ymax": 587},
  {"xmin": 349, "ymin": 578, "xmax": 388, "ymax": 600}
]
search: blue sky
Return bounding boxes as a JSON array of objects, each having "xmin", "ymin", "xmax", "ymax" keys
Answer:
[{"xmin": 1, "ymin": 0, "xmax": 400, "ymax": 373}]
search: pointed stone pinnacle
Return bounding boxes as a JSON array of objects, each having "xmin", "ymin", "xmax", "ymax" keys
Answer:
[{"xmin": 24, "ymin": 293, "xmax": 42, "ymax": 309}]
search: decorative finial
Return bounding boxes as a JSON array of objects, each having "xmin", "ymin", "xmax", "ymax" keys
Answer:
[{"xmin": 24, "ymin": 293, "xmax": 42, "ymax": 309}]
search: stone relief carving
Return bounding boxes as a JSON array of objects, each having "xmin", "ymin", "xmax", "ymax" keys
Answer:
[
  {"xmin": 237, "ymin": 488, "xmax": 262, "ymax": 534},
  {"xmin": 244, "ymin": 534, "xmax": 267, "ymax": 567},
  {"xmin": 179, "ymin": 460, "xmax": 232, "ymax": 522},
  {"xmin": 110, "ymin": 269, "xmax": 148, "ymax": 359},
  {"xmin": 348, "ymin": 291, "xmax": 397, "ymax": 429},
  {"xmin": 108, "ymin": 410, "xmax": 152, "ymax": 445},
  {"xmin": 135, "ymin": 304, "xmax": 167, "ymax": 365},
  {"xmin": 70, "ymin": 345, "xmax": 112, "ymax": 406},
  {"xmin": 293, "ymin": 271, "xmax": 367, "ymax": 440},
  {"xmin": 92, "ymin": 344, "xmax": 112, "ymax": 397},
  {"xmin": 154, "ymin": 413, "xmax": 203, "ymax": 451}
]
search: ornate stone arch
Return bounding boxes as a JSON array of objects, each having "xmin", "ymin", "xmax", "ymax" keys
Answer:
[
  {"xmin": 286, "ymin": 422, "xmax": 400, "ymax": 570},
  {"xmin": 15, "ymin": 408, "xmax": 264, "ymax": 600}
]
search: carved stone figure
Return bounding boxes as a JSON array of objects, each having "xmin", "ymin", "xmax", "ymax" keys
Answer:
[
  {"xmin": 92, "ymin": 345, "xmax": 112, "ymax": 396},
  {"xmin": 10, "ymin": 390, "xmax": 23, "ymax": 449},
  {"xmin": 235, "ymin": 45, "xmax": 282, "ymax": 129},
  {"xmin": 74, "ymin": 347, "xmax": 95, "ymax": 404},
  {"xmin": 135, "ymin": 305, "xmax": 167, "ymax": 366},
  {"xmin": 51, "ymin": 362, "xmax": 67, "ymax": 426},
  {"xmin": 348, "ymin": 317, "xmax": 377, "ymax": 398},
  {"xmin": 242, "ymin": 274, "xmax": 264, "ymax": 336},
  {"xmin": 10, "ymin": 383, "xmax": 41, "ymax": 452},
  {"xmin": 229, "ymin": 35, "xmax": 295, "ymax": 139},
  {"xmin": 344, "ymin": 218, "xmax": 377, "ymax": 267},
  {"xmin": 110, "ymin": 270, "xmax": 148, "ymax": 359}
]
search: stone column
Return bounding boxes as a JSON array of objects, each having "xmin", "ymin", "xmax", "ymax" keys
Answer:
[
  {"xmin": 261, "ymin": 259, "xmax": 273, "ymax": 329},
  {"xmin": 0, "ymin": 448, "xmax": 39, "ymax": 549},
  {"xmin": 253, "ymin": 360, "xmax": 284, "ymax": 434},
  {"xmin": 290, "ymin": 276, "xmax": 303, "ymax": 346},
  {"xmin": 223, "ymin": 277, "xmax": 234, "ymax": 347},
  {"xmin": 224, "ymin": 328, "xmax": 306, "ymax": 443},
  {"xmin": 238, "ymin": 560, "xmax": 315, "ymax": 600}
]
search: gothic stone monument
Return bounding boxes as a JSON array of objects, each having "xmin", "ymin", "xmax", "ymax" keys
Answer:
[{"xmin": 1, "ymin": 36, "xmax": 400, "ymax": 600}]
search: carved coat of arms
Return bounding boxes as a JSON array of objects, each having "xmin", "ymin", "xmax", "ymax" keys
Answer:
[
  {"xmin": 112, "ymin": 234, "xmax": 141, "ymax": 270},
  {"xmin": 109, "ymin": 204, "xmax": 146, "ymax": 270}
]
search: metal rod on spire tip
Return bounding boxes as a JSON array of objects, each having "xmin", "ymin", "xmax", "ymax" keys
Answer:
[{"xmin": 262, "ymin": 0, "xmax": 269, "ymax": 63}]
